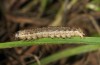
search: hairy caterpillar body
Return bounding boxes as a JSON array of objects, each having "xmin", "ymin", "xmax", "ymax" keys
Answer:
[{"xmin": 15, "ymin": 27, "xmax": 85, "ymax": 40}]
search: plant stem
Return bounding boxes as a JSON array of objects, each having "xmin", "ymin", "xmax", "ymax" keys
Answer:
[
  {"xmin": 0, "ymin": 37, "xmax": 100, "ymax": 49},
  {"xmin": 32, "ymin": 45, "xmax": 100, "ymax": 65}
]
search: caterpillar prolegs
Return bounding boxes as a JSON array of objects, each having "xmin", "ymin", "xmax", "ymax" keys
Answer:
[{"xmin": 15, "ymin": 27, "xmax": 85, "ymax": 40}]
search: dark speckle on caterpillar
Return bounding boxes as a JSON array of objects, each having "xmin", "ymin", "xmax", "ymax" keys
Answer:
[{"xmin": 14, "ymin": 27, "xmax": 85, "ymax": 40}]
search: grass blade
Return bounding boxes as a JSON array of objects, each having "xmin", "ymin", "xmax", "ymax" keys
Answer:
[
  {"xmin": 0, "ymin": 37, "xmax": 100, "ymax": 49},
  {"xmin": 31, "ymin": 45, "xmax": 100, "ymax": 65}
]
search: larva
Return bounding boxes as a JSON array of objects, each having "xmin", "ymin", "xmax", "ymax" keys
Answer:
[{"xmin": 14, "ymin": 27, "xmax": 85, "ymax": 40}]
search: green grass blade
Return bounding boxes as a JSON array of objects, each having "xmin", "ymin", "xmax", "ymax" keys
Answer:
[
  {"xmin": 86, "ymin": 0, "xmax": 100, "ymax": 11},
  {"xmin": 20, "ymin": 0, "xmax": 39, "ymax": 13},
  {"xmin": 0, "ymin": 37, "xmax": 100, "ymax": 49},
  {"xmin": 87, "ymin": 3, "xmax": 100, "ymax": 11},
  {"xmin": 91, "ymin": 0, "xmax": 100, "ymax": 5},
  {"xmin": 31, "ymin": 45, "xmax": 100, "ymax": 65},
  {"xmin": 38, "ymin": 0, "xmax": 48, "ymax": 16}
]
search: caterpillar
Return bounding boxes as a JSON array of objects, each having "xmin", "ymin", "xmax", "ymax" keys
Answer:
[{"xmin": 14, "ymin": 27, "xmax": 85, "ymax": 40}]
